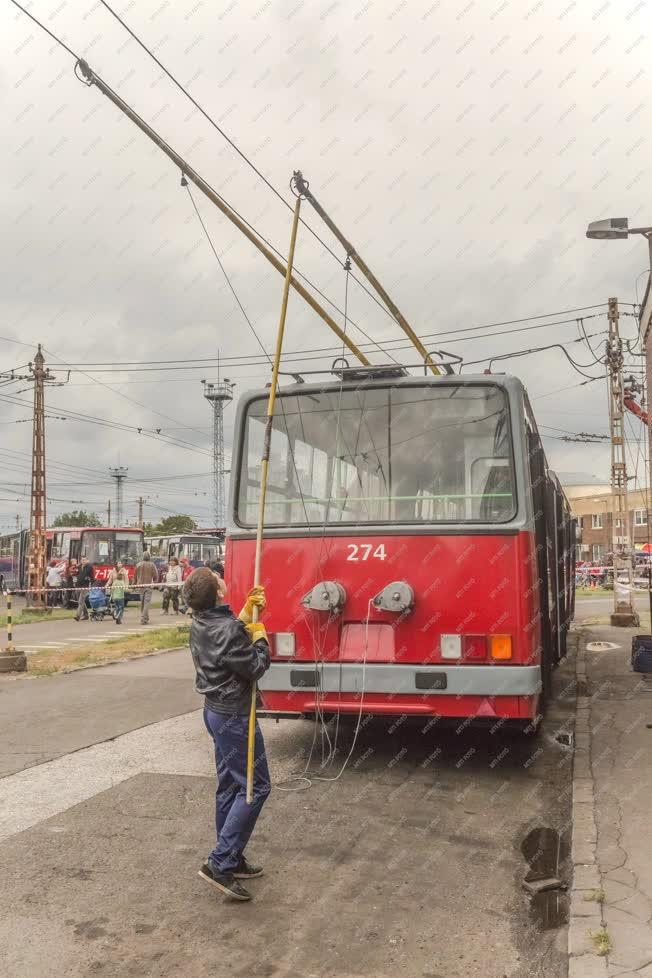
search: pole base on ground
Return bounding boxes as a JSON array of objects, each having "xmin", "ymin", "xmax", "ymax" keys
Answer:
[
  {"xmin": 610, "ymin": 612, "xmax": 640, "ymax": 627},
  {"xmin": 0, "ymin": 652, "xmax": 27, "ymax": 673}
]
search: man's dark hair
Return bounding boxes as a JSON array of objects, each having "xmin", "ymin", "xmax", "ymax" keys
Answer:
[
  {"xmin": 183, "ymin": 567, "xmax": 218, "ymax": 611},
  {"xmin": 210, "ymin": 561, "xmax": 225, "ymax": 577}
]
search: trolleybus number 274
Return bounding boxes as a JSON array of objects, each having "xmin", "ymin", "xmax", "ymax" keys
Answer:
[{"xmin": 346, "ymin": 544, "xmax": 387, "ymax": 561}]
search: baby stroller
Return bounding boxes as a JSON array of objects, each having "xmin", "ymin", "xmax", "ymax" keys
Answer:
[{"xmin": 88, "ymin": 586, "xmax": 115, "ymax": 622}]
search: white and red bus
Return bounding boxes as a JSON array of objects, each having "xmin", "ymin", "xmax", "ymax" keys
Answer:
[
  {"xmin": 46, "ymin": 526, "xmax": 144, "ymax": 587},
  {"xmin": 1, "ymin": 526, "xmax": 144, "ymax": 597},
  {"xmin": 225, "ymin": 368, "xmax": 575, "ymax": 733}
]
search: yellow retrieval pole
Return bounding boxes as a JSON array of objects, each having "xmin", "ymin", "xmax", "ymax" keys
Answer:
[{"xmin": 246, "ymin": 193, "xmax": 302, "ymax": 804}]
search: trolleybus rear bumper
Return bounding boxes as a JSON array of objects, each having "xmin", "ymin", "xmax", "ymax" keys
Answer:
[{"xmin": 258, "ymin": 662, "xmax": 542, "ymax": 719}]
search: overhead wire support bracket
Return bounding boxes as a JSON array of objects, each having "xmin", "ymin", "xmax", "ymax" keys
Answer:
[
  {"xmin": 73, "ymin": 59, "xmax": 370, "ymax": 368},
  {"xmin": 292, "ymin": 169, "xmax": 442, "ymax": 376}
]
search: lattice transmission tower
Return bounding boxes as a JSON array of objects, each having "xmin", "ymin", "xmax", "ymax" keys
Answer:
[{"xmin": 202, "ymin": 378, "xmax": 234, "ymax": 529}]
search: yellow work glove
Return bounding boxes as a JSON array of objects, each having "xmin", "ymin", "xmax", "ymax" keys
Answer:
[
  {"xmin": 238, "ymin": 585, "xmax": 267, "ymax": 624},
  {"xmin": 245, "ymin": 621, "xmax": 268, "ymax": 645}
]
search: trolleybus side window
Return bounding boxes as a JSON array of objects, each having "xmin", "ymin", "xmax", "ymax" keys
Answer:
[{"xmin": 237, "ymin": 384, "xmax": 517, "ymax": 526}]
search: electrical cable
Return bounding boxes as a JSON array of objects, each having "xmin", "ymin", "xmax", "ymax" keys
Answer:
[
  {"xmin": 8, "ymin": 0, "xmax": 80, "ymax": 58},
  {"xmin": 55, "ymin": 310, "xmax": 608, "ymax": 369},
  {"xmin": 95, "ymin": 0, "xmax": 413, "ymax": 330}
]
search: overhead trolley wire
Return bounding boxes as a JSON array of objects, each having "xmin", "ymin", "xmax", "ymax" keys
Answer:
[
  {"xmin": 95, "ymin": 0, "xmax": 408, "ymax": 330},
  {"xmin": 9, "ymin": 0, "xmax": 388, "ymax": 362}
]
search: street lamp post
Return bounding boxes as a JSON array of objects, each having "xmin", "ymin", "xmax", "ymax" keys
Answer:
[{"xmin": 587, "ymin": 217, "xmax": 651, "ymax": 628}]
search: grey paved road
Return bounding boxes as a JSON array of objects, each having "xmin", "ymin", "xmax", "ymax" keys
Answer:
[
  {"xmin": 0, "ymin": 650, "xmax": 198, "ymax": 776},
  {"xmin": 0, "ymin": 604, "xmax": 584, "ymax": 978}
]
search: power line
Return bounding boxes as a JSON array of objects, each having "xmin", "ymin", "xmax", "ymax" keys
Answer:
[
  {"xmin": 33, "ymin": 314, "xmax": 608, "ymax": 376},
  {"xmin": 8, "ymin": 0, "xmax": 80, "ymax": 58},
  {"xmin": 51, "ymin": 306, "xmax": 610, "ymax": 366},
  {"xmin": 95, "ymin": 0, "xmax": 407, "ymax": 329}
]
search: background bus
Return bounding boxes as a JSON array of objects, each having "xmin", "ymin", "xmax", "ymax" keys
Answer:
[
  {"xmin": 146, "ymin": 534, "xmax": 223, "ymax": 581},
  {"xmin": 1, "ymin": 526, "xmax": 144, "ymax": 597},
  {"xmin": 0, "ymin": 529, "xmax": 29, "ymax": 592}
]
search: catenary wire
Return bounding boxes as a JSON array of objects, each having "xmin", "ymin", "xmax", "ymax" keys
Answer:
[{"xmin": 95, "ymin": 0, "xmax": 412, "ymax": 329}]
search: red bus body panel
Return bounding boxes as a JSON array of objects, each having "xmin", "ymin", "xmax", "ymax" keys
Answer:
[{"xmin": 226, "ymin": 530, "xmax": 542, "ymax": 721}]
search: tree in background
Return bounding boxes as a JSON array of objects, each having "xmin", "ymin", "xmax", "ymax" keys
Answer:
[
  {"xmin": 52, "ymin": 510, "xmax": 102, "ymax": 527},
  {"xmin": 147, "ymin": 515, "xmax": 198, "ymax": 535}
]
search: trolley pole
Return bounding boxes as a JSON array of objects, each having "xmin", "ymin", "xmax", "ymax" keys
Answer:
[
  {"xmin": 0, "ymin": 594, "xmax": 27, "ymax": 673},
  {"xmin": 607, "ymin": 298, "xmax": 640, "ymax": 626},
  {"xmin": 246, "ymin": 192, "xmax": 302, "ymax": 804}
]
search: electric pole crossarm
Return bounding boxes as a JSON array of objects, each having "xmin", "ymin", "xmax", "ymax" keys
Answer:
[
  {"xmin": 292, "ymin": 170, "xmax": 442, "ymax": 376},
  {"xmin": 75, "ymin": 60, "xmax": 370, "ymax": 368}
]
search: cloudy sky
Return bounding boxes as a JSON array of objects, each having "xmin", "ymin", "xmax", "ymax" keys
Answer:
[{"xmin": 1, "ymin": 0, "xmax": 650, "ymax": 532}]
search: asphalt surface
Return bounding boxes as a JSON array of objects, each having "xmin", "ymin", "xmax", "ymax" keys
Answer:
[
  {"xmin": 0, "ymin": 650, "xmax": 199, "ymax": 776},
  {"xmin": 0, "ymin": 602, "xmax": 587, "ymax": 978}
]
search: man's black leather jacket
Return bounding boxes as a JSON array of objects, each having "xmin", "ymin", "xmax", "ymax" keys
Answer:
[{"xmin": 188, "ymin": 604, "xmax": 270, "ymax": 715}]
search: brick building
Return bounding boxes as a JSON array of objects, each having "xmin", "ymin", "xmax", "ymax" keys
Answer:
[{"xmin": 568, "ymin": 487, "xmax": 651, "ymax": 561}]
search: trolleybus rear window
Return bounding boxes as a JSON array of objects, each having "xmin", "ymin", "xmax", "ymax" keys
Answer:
[{"xmin": 237, "ymin": 384, "xmax": 516, "ymax": 526}]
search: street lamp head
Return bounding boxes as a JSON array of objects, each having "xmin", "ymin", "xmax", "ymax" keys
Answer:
[{"xmin": 586, "ymin": 217, "xmax": 629, "ymax": 240}]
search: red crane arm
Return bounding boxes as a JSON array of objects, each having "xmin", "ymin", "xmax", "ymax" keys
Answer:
[{"xmin": 624, "ymin": 389, "xmax": 649, "ymax": 426}]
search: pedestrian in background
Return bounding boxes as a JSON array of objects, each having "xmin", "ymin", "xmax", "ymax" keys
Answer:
[
  {"xmin": 162, "ymin": 557, "xmax": 182, "ymax": 615},
  {"xmin": 135, "ymin": 550, "xmax": 158, "ymax": 624},
  {"xmin": 46, "ymin": 560, "xmax": 62, "ymax": 607},
  {"xmin": 106, "ymin": 560, "xmax": 128, "ymax": 624},
  {"xmin": 74, "ymin": 559, "xmax": 95, "ymax": 621},
  {"xmin": 178, "ymin": 556, "xmax": 194, "ymax": 615}
]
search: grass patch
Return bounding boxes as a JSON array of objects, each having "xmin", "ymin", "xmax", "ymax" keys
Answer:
[
  {"xmin": 0, "ymin": 608, "xmax": 75, "ymax": 627},
  {"xmin": 576, "ymin": 587, "xmax": 612, "ymax": 596},
  {"xmin": 26, "ymin": 625, "xmax": 190, "ymax": 676},
  {"xmin": 584, "ymin": 889, "xmax": 605, "ymax": 904},
  {"xmin": 590, "ymin": 926, "xmax": 612, "ymax": 957}
]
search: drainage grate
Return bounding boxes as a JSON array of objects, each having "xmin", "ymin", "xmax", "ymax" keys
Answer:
[{"xmin": 555, "ymin": 731, "xmax": 574, "ymax": 748}]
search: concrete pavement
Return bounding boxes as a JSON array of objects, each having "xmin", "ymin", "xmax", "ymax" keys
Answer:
[
  {"xmin": 567, "ymin": 622, "xmax": 652, "ymax": 978},
  {"xmin": 0, "ymin": 637, "xmax": 577, "ymax": 977},
  {"xmin": 0, "ymin": 649, "xmax": 198, "ymax": 776}
]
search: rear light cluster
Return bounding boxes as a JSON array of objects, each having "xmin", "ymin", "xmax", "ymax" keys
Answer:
[{"xmin": 440, "ymin": 634, "xmax": 512, "ymax": 662}]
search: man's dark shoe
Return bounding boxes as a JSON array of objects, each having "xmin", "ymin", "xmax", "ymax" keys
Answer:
[
  {"xmin": 233, "ymin": 856, "xmax": 264, "ymax": 879},
  {"xmin": 198, "ymin": 861, "xmax": 251, "ymax": 900}
]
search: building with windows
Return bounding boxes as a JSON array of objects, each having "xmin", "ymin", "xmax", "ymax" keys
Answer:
[{"xmin": 569, "ymin": 487, "xmax": 651, "ymax": 561}]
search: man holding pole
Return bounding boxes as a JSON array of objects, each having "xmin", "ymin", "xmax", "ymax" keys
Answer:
[{"xmin": 183, "ymin": 567, "xmax": 270, "ymax": 902}]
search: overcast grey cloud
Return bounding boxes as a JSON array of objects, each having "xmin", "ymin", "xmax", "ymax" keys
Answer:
[{"xmin": 1, "ymin": 0, "xmax": 649, "ymax": 530}]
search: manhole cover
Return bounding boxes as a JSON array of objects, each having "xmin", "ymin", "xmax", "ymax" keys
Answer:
[{"xmin": 586, "ymin": 641, "xmax": 620, "ymax": 652}]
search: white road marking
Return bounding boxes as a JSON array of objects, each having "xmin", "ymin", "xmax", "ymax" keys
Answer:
[
  {"xmin": 0, "ymin": 710, "xmax": 210, "ymax": 841},
  {"xmin": 25, "ymin": 643, "xmax": 67, "ymax": 648}
]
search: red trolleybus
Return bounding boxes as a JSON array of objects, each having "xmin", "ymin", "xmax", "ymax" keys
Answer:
[
  {"xmin": 226, "ymin": 367, "xmax": 575, "ymax": 732},
  {"xmin": 46, "ymin": 526, "xmax": 144, "ymax": 592}
]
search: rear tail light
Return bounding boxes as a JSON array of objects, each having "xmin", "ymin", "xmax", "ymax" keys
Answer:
[
  {"xmin": 490, "ymin": 634, "xmax": 512, "ymax": 660},
  {"xmin": 270, "ymin": 632, "xmax": 296, "ymax": 657},
  {"xmin": 462, "ymin": 635, "xmax": 487, "ymax": 661},
  {"xmin": 441, "ymin": 634, "xmax": 462, "ymax": 659}
]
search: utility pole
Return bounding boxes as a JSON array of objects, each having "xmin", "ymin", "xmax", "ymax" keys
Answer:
[
  {"xmin": 202, "ymin": 375, "xmax": 234, "ymax": 530},
  {"xmin": 107, "ymin": 498, "xmax": 111, "ymax": 525},
  {"xmin": 137, "ymin": 496, "xmax": 144, "ymax": 528},
  {"xmin": 606, "ymin": 297, "xmax": 640, "ymax": 626},
  {"xmin": 109, "ymin": 467, "xmax": 128, "ymax": 526},
  {"xmin": 26, "ymin": 346, "xmax": 53, "ymax": 610}
]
